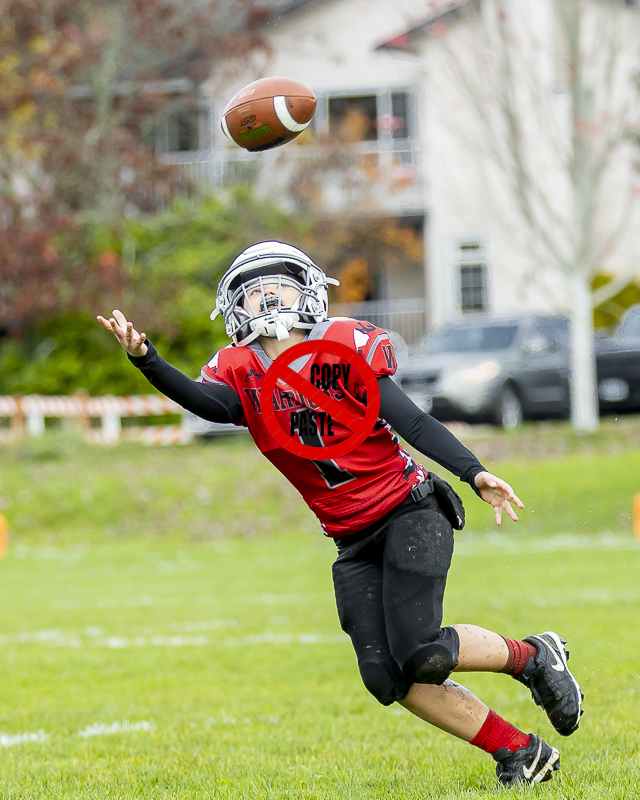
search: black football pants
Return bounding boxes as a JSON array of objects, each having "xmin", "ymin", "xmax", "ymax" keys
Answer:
[{"xmin": 331, "ymin": 490, "xmax": 458, "ymax": 705}]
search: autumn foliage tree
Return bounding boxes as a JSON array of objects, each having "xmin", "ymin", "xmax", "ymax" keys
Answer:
[{"xmin": 0, "ymin": 0, "xmax": 266, "ymax": 338}]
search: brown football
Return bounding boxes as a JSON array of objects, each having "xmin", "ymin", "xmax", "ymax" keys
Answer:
[{"xmin": 221, "ymin": 76, "xmax": 316, "ymax": 152}]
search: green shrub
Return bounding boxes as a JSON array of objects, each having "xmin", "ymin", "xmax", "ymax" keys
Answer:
[{"xmin": 0, "ymin": 189, "xmax": 306, "ymax": 395}]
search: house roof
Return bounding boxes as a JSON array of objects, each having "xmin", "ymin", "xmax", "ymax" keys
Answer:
[
  {"xmin": 209, "ymin": 0, "xmax": 325, "ymax": 33},
  {"xmin": 262, "ymin": 0, "xmax": 324, "ymax": 21},
  {"xmin": 376, "ymin": 0, "xmax": 478, "ymax": 52},
  {"xmin": 376, "ymin": 0, "xmax": 638, "ymax": 51}
]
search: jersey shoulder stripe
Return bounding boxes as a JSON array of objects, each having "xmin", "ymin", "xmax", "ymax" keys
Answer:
[
  {"xmin": 201, "ymin": 343, "xmax": 248, "ymax": 385},
  {"xmin": 309, "ymin": 317, "xmax": 397, "ymax": 377}
]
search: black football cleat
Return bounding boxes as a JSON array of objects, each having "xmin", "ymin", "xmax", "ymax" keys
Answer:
[
  {"xmin": 516, "ymin": 631, "xmax": 584, "ymax": 736},
  {"xmin": 493, "ymin": 734, "xmax": 560, "ymax": 787}
]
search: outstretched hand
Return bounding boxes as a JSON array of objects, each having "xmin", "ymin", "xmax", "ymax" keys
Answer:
[
  {"xmin": 97, "ymin": 309, "xmax": 148, "ymax": 357},
  {"xmin": 474, "ymin": 471, "xmax": 524, "ymax": 526}
]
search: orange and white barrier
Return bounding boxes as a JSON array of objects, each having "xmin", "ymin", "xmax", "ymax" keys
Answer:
[{"xmin": 0, "ymin": 394, "xmax": 193, "ymax": 445}]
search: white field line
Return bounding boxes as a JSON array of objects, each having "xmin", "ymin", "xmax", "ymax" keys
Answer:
[
  {"xmin": 13, "ymin": 546, "xmax": 206, "ymax": 575},
  {"xmin": 77, "ymin": 720, "xmax": 155, "ymax": 739},
  {"xmin": 0, "ymin": 629, "xmax": 82, "ymax": 647},
  {"xmin": 95, "ymin": 635, "xmax": 210, "ymax": 648},
  {"xmin": 493, "ymin": 585, "xmax": 640, "ymax": 609},
  {"xmin": 4, "ymin": 571, "xmax": 640, "ymax": 653},
  {"xmin": 51, "ymin": 595, "xmax": 156, "ymax": 610},
  {"xmin": 0, "ymin": 730, "xmax": 49, "ymax": 747},
  {"xmin": 50, "ymin": 593, "xmax": 334, "ymax": 612},
  {"xmin": 154, "ymin": 560, "xmax": 204, "ymax": 574},
  {"xmin": 166, "ymin": 619, "xmax": 237, "ymax": 633},
  {"xmin": 207, "ymin": 713, "xmax": 280, "ymax": 725},
  {"xmin": 89, "ymin": 632, "xmax": 347, "ymax": 648},
  {"xmin": 244, "ymin": 593, "xmax": 334, "ymax": 605},
  {"xmin": 12, "ymin": 533, "xmax": 640, "ymax": 573},
  {"xmin": 0, "ymin": 626, "xmax": 348, "ymax": 649},
  {"xmin": 455, "ymin": 532, "xmax": 640, "ymax": 555},
  {"xmin": 12, "ymin": 545, "xmax": 87, "ymax": 565},
  {"xmin": 224, "ymin": 632, "xmax": 347, "ymax": 646}
]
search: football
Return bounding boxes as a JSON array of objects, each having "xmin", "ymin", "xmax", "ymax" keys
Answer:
[{"xmin": 221, "ymin": 76, "xmax": 316, "ymax": 152}]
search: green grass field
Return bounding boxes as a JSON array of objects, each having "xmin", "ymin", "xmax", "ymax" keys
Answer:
[{"xmin": 0, "ymin": 420, "xmax": 639, "ymax": 798}]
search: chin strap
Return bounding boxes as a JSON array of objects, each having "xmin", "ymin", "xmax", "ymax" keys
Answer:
[{"xmin": 274, "ymin": 319, "xmax": 291, "ymax": 341}]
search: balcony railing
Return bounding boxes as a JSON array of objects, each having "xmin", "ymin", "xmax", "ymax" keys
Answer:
[
  {"xmin": 329, "ymin": 299, "xmax": 427, "ymax": 347},
  {"xmin": 163, "ymin": 139, "xmax": 425, "ymax": 215}
]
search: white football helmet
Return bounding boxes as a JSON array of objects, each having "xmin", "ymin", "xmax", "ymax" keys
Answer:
[{"xmin": 210, "ymin": 241, "xmax": 340, "ymax": 346}]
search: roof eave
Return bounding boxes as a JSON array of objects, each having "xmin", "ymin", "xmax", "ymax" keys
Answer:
[
  {"xmin": 376, "ymin": 0, "xmax": 478, "ymax": 53},
  {"xmin": 258, "ymin": 0, "xmax": 326, "ymax": 28}
]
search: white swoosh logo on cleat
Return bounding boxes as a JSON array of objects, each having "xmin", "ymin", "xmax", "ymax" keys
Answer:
[
  {"xmin": 538, "ymin": 633, "xmax": 583, "ymax": 721},
  {"xmin": 537, "ymin": 633, "xmax": 567, "ymax": 672},
  {"xmin": 532, "ymin": 748, "xmax": 560, "ymax": 784},
  {"xmin": 523, "ymin": 741, "xmax": 542, "ymax": 781}
]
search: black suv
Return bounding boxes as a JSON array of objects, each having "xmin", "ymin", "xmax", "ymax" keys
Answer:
[
  {"xmin": 596, "ymin": 304, "xmax": 640, "ymax": 413},
  {"xmin": 395, "ymin": 313, "xmax": 640, "ymax": 428}
]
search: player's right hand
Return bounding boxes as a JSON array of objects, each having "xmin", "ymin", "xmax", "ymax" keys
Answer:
[{"xmin": 97, "ymin": 309, "xmax": 148, "ymax": 357}]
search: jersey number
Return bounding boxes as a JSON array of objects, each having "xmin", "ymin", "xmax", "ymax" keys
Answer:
[{"xmin": 298, "ymin": 424, "xmax": 355, "ymax": 489}]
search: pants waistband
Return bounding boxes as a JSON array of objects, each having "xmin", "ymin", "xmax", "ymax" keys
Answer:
[{"xmin": 334, "ymin": 476, "xmax": 435, "ymax": 550}]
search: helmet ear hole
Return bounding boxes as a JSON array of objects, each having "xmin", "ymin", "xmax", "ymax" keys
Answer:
[{"xmin": 234, "ymin": 305, "xmax": 250, "ymax": 321}]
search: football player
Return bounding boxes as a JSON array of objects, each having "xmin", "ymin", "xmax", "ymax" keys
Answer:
[{"xmin": 97, "ymin": 241, "xmax": 583, "ymax": 788}]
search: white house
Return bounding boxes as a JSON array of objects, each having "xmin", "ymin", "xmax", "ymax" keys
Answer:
[
  {"xmin": 376, "ymin": 0, "xmax": 640, "ymax": 328},
  {"xmin": 160, "ymin": 0, "xmax": 640, "ymax": 335}
]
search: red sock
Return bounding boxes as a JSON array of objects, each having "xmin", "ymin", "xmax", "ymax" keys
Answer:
[
  {"xmin": 470, "ymin": 709, "xmax": 531, "ymax": 754},
  {"xmin": 499, "ymin": 637, "xmax": 537, "ymax": 675}
]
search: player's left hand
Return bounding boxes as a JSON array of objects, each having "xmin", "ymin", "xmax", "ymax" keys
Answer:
[{"xmin": 474, "ymin": 471, "xmax": 524, "ymax": 526}]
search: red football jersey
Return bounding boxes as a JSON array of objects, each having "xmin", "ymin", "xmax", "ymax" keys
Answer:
[{"xmin": 200, "ymin": 318, "xmax": 428, "ymax": 537}]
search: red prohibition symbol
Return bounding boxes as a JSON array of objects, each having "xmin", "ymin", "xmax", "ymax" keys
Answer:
[{"xmin": 261, "ymin": 340, "xmax": 381, "ymax": 460}]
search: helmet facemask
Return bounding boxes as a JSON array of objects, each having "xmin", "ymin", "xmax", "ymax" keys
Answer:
[
  {"xmin": 211, "ymin": 242, "xmax": 340, "ymax": 346},
  {"xmin": 233, "ymin": 274, "xmax": 307, "ymax": 343}
]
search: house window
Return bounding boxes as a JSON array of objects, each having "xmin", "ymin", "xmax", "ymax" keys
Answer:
[
  {"xmin": 456, "ymin": 240, "xmax": 489, "ymax": 313},
  {"xmin": 328, "ymin": 95, "xmax": 378, "ymax": 142},
  {"xmin": 167, "ymin": 109, "xmax": 203, "ymax": 152},
  {"xmin": 460, "ymin": 264, "xmax": 487, "ymax": 312},
  {"xmin": 322, "ymin": 89, "xmax": 415, "ymax": 144},
  {"xmin": 390, "ymin": 92, "xmax": 409, "ymax": 139},
  {"xmin": 157, "ymin": 106, "xmax": 210, "ymax": 153}
]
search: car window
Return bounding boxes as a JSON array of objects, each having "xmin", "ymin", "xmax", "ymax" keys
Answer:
[
  {"xmin": 618, "ymin": 309, "xmax": 640, "ymax": 339},
  {"xmin": 543, "ymin": 319, "xmax": 569, "ymax": 347},
  {"xmin": 423, "ymin": 324, "xmax": 519, "ymax": 354},
  {"xmin": 525, "ymin": 319, "xmax": 568, "ymax": 353}
]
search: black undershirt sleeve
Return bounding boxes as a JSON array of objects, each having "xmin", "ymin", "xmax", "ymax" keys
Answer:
[
  {"xmin": 126, "ymin": 344, "xmax": 484, "ymax": 491},
  {"xmin": 127, "ymin": 340, "xmax": 244, "ymax": 424},
  {"xmin": 377, "ymin": 375, "xmax": 486, "ymax": 496}
]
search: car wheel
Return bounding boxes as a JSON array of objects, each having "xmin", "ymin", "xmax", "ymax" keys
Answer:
[{"xmin": 495, "ymin": 386, "xmax": 523, "ymax": 430}]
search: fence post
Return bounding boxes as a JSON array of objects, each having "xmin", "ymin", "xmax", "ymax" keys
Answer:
[
  {"xmin": 101, "ymin": 412, "xmax": 121, "ymax": 444},
  {"xmin": 2, "ymin": 393, "xmax": 187, "ymax": 446},
  {"xmin": 74, "ymin": 389, "xmax": 89, "ymax": 438},
  {"xmin": 11, "ymin": 398, "xmax": 25, "ymax": 440},
  {"xmin": 180, "ymin": 412, "xmax": 192, "ymax": 438},
  {"xmin": 26, "ymin": 412, "xmax": 45, "ymax": 437}
]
